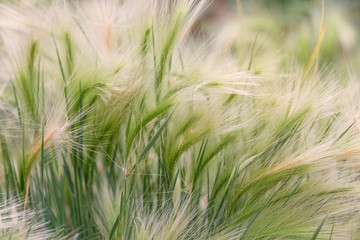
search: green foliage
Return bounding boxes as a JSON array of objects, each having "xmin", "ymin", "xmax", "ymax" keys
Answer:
[{"xmin": 0, "ymin": 0, "xmax": 359, "ymax": 239}]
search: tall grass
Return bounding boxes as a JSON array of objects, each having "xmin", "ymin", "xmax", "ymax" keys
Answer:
[{"xmin": 0, "ymin": 0, "xmax": 360, "ymax": 239}]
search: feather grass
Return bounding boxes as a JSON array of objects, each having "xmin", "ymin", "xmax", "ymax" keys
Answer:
[{"xmin": 0, "ymin": 0, "xmax": 359, "ymax": 239}]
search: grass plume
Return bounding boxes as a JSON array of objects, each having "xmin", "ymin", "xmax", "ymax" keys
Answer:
[{"xmin": 0, "ymin": 0, "xmax": 359, "ymax": 239}]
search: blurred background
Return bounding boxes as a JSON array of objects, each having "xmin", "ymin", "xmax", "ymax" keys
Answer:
[{"xmin": 195, "ymin": 0, "xmax": 360, "ymax": 73}]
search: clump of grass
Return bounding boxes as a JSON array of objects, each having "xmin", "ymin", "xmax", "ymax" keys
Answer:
[
  {"xmin": 0, "ymin": 0, "xmax": 360, "ymax": 239},
  {"xmin": 0, "ymin": 198, "xmax": 63, "ymax": 239}
]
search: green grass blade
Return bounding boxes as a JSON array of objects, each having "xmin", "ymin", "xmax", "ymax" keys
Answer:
[{"xmin": 311, "ymin": 214, "xmax": 328, "ymax": 240}]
